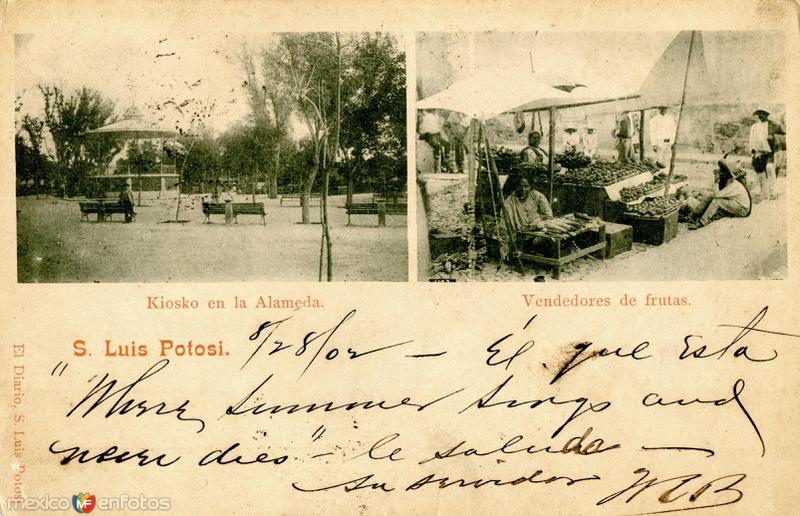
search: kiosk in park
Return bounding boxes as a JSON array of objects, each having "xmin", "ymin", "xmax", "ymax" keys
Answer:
[{"xmin": 86, "ymin": 106, "xmax": 180, "ymax": 206}]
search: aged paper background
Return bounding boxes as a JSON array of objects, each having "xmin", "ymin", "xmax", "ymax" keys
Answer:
[{"xmin": 2, "ymin": 0, "xmax": 800, "ymax": 515}]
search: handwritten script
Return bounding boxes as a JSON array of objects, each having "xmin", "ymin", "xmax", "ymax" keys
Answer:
[{"xmin": 47, "ymin": 306, "xmax": 797, "ymax": 515}]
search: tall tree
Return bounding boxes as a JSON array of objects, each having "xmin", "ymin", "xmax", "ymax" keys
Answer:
[
  {"xmin": 242, "ymin": 47, "xmax": 293, "ymax": 199},
  {"xmin": 39, "ymin": 85, "xmax": 120, "ymax": 196},
  {"xmin": 340, "ymin": 33, "xmax": 406, "ymax": 203},
  {"xmin": 266, "ymin": 33, "xmax": 339, "ymax": 225}
]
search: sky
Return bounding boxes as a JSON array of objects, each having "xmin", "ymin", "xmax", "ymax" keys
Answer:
[
  {"xmin": 417, "ymin": 31, "xmax": 785, "ymax": 113},
  {"xmin": 14, "ymin": 31, "xmax": 308, "ymax": 137}
]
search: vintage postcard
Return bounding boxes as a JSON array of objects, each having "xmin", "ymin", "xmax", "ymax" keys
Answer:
[{"xmin": 2, "ymin": 1, "xmax": 800, "ymax": 515}]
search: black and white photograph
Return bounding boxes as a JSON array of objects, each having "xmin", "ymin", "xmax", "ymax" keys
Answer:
[
  {"xmin": 416, "ymin": 31, "xmax": 787, "ymax": 281},
  {"xmin": 15, "ymin": 31, "xmax": 407, "ymax": 282}
]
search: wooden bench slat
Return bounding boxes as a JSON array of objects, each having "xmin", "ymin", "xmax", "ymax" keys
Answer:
[
  {"xmin": 345, "ymin": 202, "xmax": 407, "ymax": 225},
  {"xmin": 79, "ymin": 200, "xmax": 135, "ymax": 222},
  {"xmin": 202, "ymin": 202, "xmax": 266, "ymax": 225}
]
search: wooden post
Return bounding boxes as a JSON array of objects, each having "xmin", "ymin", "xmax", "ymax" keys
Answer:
[
  {"xmin": 663, "ymin": 31, "xmax": 696, "ymax": 197},
  {"xmin": 548, "ymin": 106, "xmax": 556, "ymax": 203},
  {"xmin": 638, "ymin": 109, "xmax": 646, "ymax": 162},
  {"xmin": 224, "ymin": 199, "xmax": 233, "ymax": 224},
  {"xmin": 378, "ymin": 201, "xmax": 386, "ymax": 227}
]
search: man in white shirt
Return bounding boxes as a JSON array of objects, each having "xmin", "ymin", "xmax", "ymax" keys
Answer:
[
  {"xmin": 749, "ymin": 109, "xmax": 780, "ymax": 201},
  {"xmin": 583, "ymin": 127, "xmax": 598, "ymax": 158},
  {"xmin": 562, "ymin": 127, "xmax": 581, "ymax": 153},
  {"xmin": 649, "ymin": 106, "xmax": 676, "ymax": 167}
]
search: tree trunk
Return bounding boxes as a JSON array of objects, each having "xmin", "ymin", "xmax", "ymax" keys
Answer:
[
  {"xmin": 301, "ymin": 164, "xmax": 316, "ymax": 224},
  {"xmin": 270, "ymin": 145, "xmax": 280, "ymax": 199},
  {"xmin": 346, "ymin": 164, "xmax": 354, "ymax": 205}
]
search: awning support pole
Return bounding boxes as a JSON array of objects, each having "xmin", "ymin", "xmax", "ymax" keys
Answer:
[
  {"xmin": 548, "ymin": 106, "xmax": 556, "ymax": 203},
  {"xmin": 663, "ymin": 30, "xmax": 696, "ymax": 197}
]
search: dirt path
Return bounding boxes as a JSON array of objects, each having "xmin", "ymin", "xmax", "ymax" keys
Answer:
[{"xmin": 17, "ymin": 193, "xmax": 408, "ymax": 283}]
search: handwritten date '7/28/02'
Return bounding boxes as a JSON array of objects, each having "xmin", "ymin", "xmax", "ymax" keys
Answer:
[{"xmin": 243, "ymin": 309, "xmax": 438, "ymax": 377}]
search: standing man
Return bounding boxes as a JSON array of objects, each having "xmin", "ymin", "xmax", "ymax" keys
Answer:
[
  {"xmin": 444, "ymin": 111, "xmax": 469, "ymax": 174},
  {"xmin": 418, "ymin": 110, "xmax": 451, "ymax": 174},
  {"xmin": 614, "ymin": 113, "xmax": 633, "ymax": 164},
  {"xmin": 649, "ymin": 106, "xmax": 676, "ymax": 168},
  {"xmin": 119, "ymin": 180, "xmax": 135, "ymax": 223},
  {"xmin": 562, "ymin": 127, "xmax": 581, "ymax": 153},
  {"xmin": 749, "ymin": 109, "xmax": 783, "ymax": 201},
  {"xmin": 583, "ymin": 127, "xmax": 598, "ymax": 158}
]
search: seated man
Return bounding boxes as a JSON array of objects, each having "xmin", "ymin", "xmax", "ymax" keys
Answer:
[
  {"xmin": 688, "ymin": 159, "xmax": 751, "ymax": 230},
  {"xmin": 520, "ymin": 131, "xmax": 548, "ymax": 165},
  {"xmin": 503, "ymin": 178, "xmax": 553, "ymax": 233}
]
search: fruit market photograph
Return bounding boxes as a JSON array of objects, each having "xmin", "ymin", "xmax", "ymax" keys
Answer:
[
  {"xmin": 416, "ymin": 31, "xmax": 787, "ymax": 282},
  {"xmin": 15, "ymin": 30, "xmax": 407, "ymax": 283}
]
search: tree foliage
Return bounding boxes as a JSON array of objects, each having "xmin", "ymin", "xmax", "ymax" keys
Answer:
[{"xmin": 39, "ymin": 85, "xmax": 121, "ymax": 196}]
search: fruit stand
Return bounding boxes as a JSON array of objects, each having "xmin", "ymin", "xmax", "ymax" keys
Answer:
[
  {"xmin": 554, "ymin": 159, "xmax": 660, "ymax": 219},
  {"xmin": 517, "ymin": 213, "xmax": 606, "ymax": 279}
]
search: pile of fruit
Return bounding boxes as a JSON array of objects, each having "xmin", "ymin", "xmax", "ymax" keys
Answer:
[
  {"xmin": 624, "ymin": 197, "xmax": 684, "ymax": 218},
  {"xmin": 529, "ymin": 213, "xmax": 599, "ymax": 238},
  {"xmin": 554, "ymin": 149, "xmax": 591, "ymax": 170},
  {"xmin": 557, "ymin": 159, "xmax": 659, "ymax": 186},
  {"xmin": 619, "ymin": 174, "xmax": 689, "ymax": 202},
  {"xmin": 489, "ymin": 146, "xmax": 520, "ymax": 172}
]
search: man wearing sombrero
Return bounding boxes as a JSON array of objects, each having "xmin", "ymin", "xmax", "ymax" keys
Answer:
[
  {"xmin": 688, "ymin": 158, "xmax": 751, "ymax": 230},
  {"xmin": 748, "ymin": 109, "xmax": 783, "ymax": 201}
]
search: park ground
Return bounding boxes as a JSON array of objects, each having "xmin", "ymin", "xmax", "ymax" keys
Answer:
[
  {"xmin": 17, "ymin": 192, "xmax": 408, "ymax": 283},
  {"xmin": 424, "ymin": 158, "xmax": 788, "ymax": 282}
]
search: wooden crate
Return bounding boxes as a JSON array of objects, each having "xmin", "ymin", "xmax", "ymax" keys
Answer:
[
  {"xmin": 560, "ymin": 184, "xmax": 610, "ymax": 219},
  {"xmin": 429, "ymin": 232, "xmax": 466, "ymax": 258},
  {"xmin": 622, "ymin": 209, "xmax": 679, "ymax": 246},
  {"xmin": 604, "ymin": 222, "xmax": 633, "ymax": 258},
  {"xmin": 603, "ymin": 199, "xmax": 627, "ymax": 223}
]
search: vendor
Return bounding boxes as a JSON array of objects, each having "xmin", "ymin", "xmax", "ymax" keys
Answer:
[
  {"xmin": 688, "ymin": 159, "xmax": 751, "ymax": 230},
  {"xmin": 503, "ymin": 178, "xmax": 553, "ymax": 232},
  {"xmin": 520, "ymin": 131, "xmax": 548, "ymax": 165}
]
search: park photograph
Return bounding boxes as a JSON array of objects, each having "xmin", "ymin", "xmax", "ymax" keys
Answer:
[{"xmin": 14, "ymin": 31, "xmax": 407, "ymax": 283}]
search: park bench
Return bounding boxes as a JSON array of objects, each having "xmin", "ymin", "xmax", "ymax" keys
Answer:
[
  {"xmin": 79, "ymin": 200, "xmax": 134, "ymax": 222},
  {"xmin": 280, "ymin": 192, "xmax": 321, "ymax": 206},
  {"xmin": 345, "ymin": 201, "xmax": 407, "ymax": 226},
  {"xmin": 202, "ymin": 202, "xmax": 266, "ymax": 225}
]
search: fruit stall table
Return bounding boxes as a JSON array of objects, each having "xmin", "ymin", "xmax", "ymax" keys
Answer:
[{"xmin": 517, "ymin": 214, "xmax": 607, "ymax": 279}]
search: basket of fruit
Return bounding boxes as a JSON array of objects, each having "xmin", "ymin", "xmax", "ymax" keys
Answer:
[
  {"xmin": 622, "ymin": 197, "xmax": 683, "ymax": 245},
  {"xmin": 619, "ymin": 174, "xmax": 688, "ymax": 202}
]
